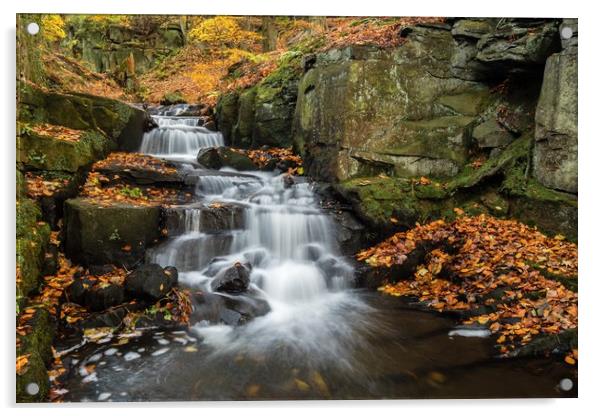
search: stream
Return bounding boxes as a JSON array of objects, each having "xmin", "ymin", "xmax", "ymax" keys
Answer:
[{"xmin": 60, "ymin": 105, "xmax": 577, "ymax": 401}]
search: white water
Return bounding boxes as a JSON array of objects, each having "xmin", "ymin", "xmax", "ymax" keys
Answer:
[
  {"xmin": 140, "ymin": 115, "xmax": 224, "ymax": 163},
  {"xmin": 141, "ymin": 106, "xmax": 371, "ymax": 363}
]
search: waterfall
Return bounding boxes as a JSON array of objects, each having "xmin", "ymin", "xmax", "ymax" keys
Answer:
[
  {"xmin": 140, "ymin": 104, "xmax": 360, "ymax": 357},
  {"xmin": 140, "ymin": 110, "xmax": 224, "ymax": 162}
]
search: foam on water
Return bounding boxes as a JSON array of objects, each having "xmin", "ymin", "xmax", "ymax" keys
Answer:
[{"xmin": 141, "ymin": 105, "xmax": 368, "ymax": 363}]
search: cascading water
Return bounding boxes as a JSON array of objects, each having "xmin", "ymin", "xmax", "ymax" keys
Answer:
[
  {"xmin": 139, "ymin": 115, "xmax": 224, "ymax": 163},
  {"xmin": 140, "ymin": 107, "xmax": 370, "ymax": 363},
  {"xmin": 60, "ymin": 104, "xmax": 577, "ymax": 401}
]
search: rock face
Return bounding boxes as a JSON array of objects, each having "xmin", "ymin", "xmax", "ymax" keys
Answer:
[
  {"xmin": 67, "ymin": 19, "xmax": 184, "ymax": 79},
  {"xmin": 216, "ymin": 52, "xmax": 301, "ymax": 148},
  {"xmin": 533, "ymin": 20, "xmax": 578, "ymax": 194},
  {"xmin": 64, "ymin": 198, "xmax": 162, "ymax": 267},
  {"xmin": 293, "ymin": 34, "xmax": 493, "ymax": 182}
]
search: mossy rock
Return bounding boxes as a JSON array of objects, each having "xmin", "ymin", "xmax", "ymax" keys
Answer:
[
  {"xmin": 293, "ymin": 37, "xmax": 492, "ymax": 181},
  {"xmin": 217, "ymin": 51, "xmax": 302, "ymax": 149},
  {"xmin": 215, "ymin": 92, "xmax": 240, "ymax": 144},
  {"xmin": 338, "ymin": 176, "xmax": 460, "ymax": 230},
  {"xmin": 17, "ymin": 124, "xmax": 111, "ymax": 172},
  {"xmin": 16, "ymin": 199, "xmax": 50, "ymax": 303},
  {"xmin": 17, "ymin": 82, "xmax": 145, "ymax": 150},
  {"xmin": 160, "ymin": 91, "xmax": 186, "ymax": 105},
  {"xmin": 16, "ymin": 308, "xmax": 54, "ymax": 402},
  {"xmin": 232, "ymin": 86, "xmax": 257, "ymax": 148},
  {"xmin": 507, "ymin": 182, "xmax": 577, "ymax": 241},
  {"xmin": 16, "ymin": 169, "xmax": 28, "ymax": 200},
  {"xmin": 64, "ymin": 198, "xmax": 162, "ymax": 267}
]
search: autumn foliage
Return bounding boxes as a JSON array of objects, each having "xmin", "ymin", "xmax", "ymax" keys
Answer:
[{"xmin": 358, "ymin": 213, "xmax": 578, "ymax": 357}]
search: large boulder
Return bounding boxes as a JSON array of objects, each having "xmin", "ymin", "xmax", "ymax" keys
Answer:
[
  {"xmin": 293, "ymin": 31, "xmax": 492, "ymax": 182},
  {"xmin": 190, "ymin": 292, "xmax": 270, "ymax": 326},
  {"xmin": 125, "ymin": 264, "xmax": 178, "ymax": 301},
  {"xmin": 17, "ymin": 82, "xmax": 148, "ymax": 153},
  {"xmin": 64, "ymin": 198, "xmax": 162, "ymax": 267},
  {"xmin": 17, "ymin": 125, "xmax": 110, "ymax": 172},
  {"xmin": 533, "ymin": 35, "xmax": 577, "ymax": 193}
]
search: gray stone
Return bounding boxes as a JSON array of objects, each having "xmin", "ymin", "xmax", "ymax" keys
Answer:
[
  {"xmin": 476, "ymin": 20, "xmax": 559, "ymax": 66},
  {"xmin": 293, "ymin": 32, "xmax": 492, "ymax": 182},
  {"xmin": 472, "ymin": 119, "xmax": 515, "ymax": 148},
  {"xmin": 125, "ymin": 263, "xmax": 178, "ymax": 301},
  {"xmin": 533, "ymin": 49, "xmax": 578, "ymax": 193}
]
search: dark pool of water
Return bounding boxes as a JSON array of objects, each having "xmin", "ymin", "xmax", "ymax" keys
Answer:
[{"xmin": 60, "ymin": 291, "xmax": 577, "ymax": 401}]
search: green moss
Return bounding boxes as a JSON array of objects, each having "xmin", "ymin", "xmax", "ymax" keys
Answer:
[
  {"xmin": 160, "ymin": 91, "xmax": 186, "ymax": 105},
  {"xmin": 18, "ymin": 82, "xmax": 140, "ymax": 142},
  {"xmin": 16, "ymin": 170, "xmax": 28, "ymax": 200},
  {"xmin": 17, "ymin": 125, "xmax": 111, "ymax": 172},
  {"xmin": 16, "ymin": 199, "xmax": 51, "ymax": 301},
  {"xmin": 16, "ymin": 308, "xmax": 54, "ymax": 402},
  {"xmin": 64, "ymin": 198, "xmax": 161, "ymax": 267},
  {"xmin": 449, "ymin": 133, "xmax": 532, "ymax": 191},
  {"xmin": 340, "ymin": 176, "xmax": 462, "ymax": 228},
  {"xmin": 414, "ymin": 183, "xmax": 449, "ymax": 200}
]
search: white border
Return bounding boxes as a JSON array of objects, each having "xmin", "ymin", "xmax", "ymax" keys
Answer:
[{"xmin": 1, "ymin": 1, "xmax": 599, "ymax": 415}]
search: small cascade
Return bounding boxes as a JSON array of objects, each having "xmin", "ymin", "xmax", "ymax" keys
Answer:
[
  {"xmin": 140, "ymin": 104, "xmax": 359, "ymax": 359},
  {"xmin": 140, "ymin": 107, "xmax": 224, "ymax": 162}
]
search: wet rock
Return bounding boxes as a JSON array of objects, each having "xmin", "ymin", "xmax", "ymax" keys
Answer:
[
  {"xmin": 68, "ymin": 276, "xmax": 96, "ymax": 305},
  {"xmin": 283, "ymin": 174, "xmax": 295, "ymax": 188},
  {"xmin": 164, "ymin": 203, "xmax": 246, "ymax": 235},
  {"xmin": 197, "ymin": 147, "xmax": 257, "ymax": 171},
  {"xmin": 293, "ymin": 40, "xmax": 489, "ymax": 181},
  {"xmin": 69, "ymin": 274, "xmax": 125, "ymax": 312},
  {"xmin": 510, "ymin": 328, "xmax": 577, "ymax": 358},
  {"xmin": 451, "ymin": 19, "xmax": 494, "ymax": 39},
  {"xmin": 202, "ymin": 120, "xmax": 217, "ymax": 131},
  {"xmin": 190, "ymin": 292, "xmax": 270, "ymax": 326},
  {"xmin": 80, "ymin": 304, "xmax": 131, "ymax": 328},
  {"xmin": 125, "ymin": 264, "xmax": 178, "ymax": 301},
  {"xmin": 210, "ymin": 262, "xmax": 251, "ymax": 293},
  {"xmin": 17, "ymin": 82, "xmax": 147, "ymax": 153},
  {"xmin": 64, "ymin": 198, "xmax": 161, "ymax": 267},
  {"xmin": 301, "ymin": 244, "xmax": 324, "ymax": 261},
  {"xmin": 219, "ymin": 308, "xmax": 243, "ymax": 326},
  {"xmin": 94, "ymin": 159, "xmax": 185, "ymax": 187},
  {"xmin": 160, "ymin": 91, "xmax": 186, "ymax": 105},
  {"xmin": 222, "ymin": 294, "xmax": 271, "ymax": 320},
  {"xmin": 85, "ymin": 284, "xmax": 125, "ymax": 312}
]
